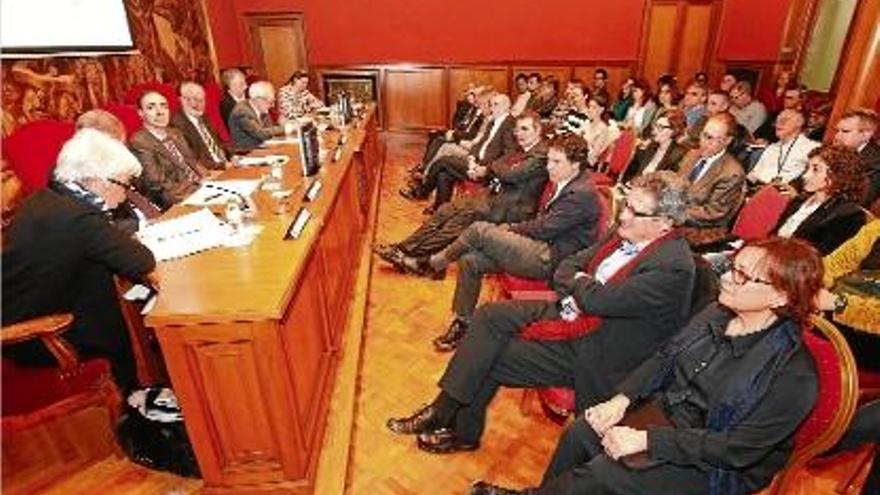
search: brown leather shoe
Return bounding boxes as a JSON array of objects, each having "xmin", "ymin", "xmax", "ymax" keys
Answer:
[
  {"xmin": 386, "ymin": 404, "xmax": 441, "ymax": 435},
  {"xmin": 432, "ymin": 318, "xmax": 468, "ymax": 351},
  {"xmin": 416, "ymin": 428, "xmax": 479, "ymax": 454}
]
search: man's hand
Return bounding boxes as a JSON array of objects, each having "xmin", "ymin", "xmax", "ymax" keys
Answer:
[
  {"xmin": 445, "ymin": 130, "xmax": 455, "ymax": 141},
  {"xmin": 602, "ymin": 426, "xmax": 648, "ymax": 460},
  {"xmin": 584, "ymin": 394, "xmax": 630, "ymax": 435},
  {"xmin": 145, "ymin": 271, "xmax": 161, "ymax": 290},
  {"xmin": 468, "ymin": 165, "xmax": 487, "ymax": 180}
]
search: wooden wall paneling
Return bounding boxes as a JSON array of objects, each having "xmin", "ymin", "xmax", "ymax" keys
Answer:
[
  {"xmin": 641, "ymin": 3, "xmax": 680, "ymax": 86},
  {"xmin": 828, "ymin": 0, "xmax": 880, "ymax": 128},
  {"xmin": 245, "ymin": 13, "xmax": 308, "ymax": 90},
  {"xmin": 384, "ymin": 67, "xmax": 446, "ymax": 131},
  {"xmin": 447, "ymin": 66, "xmax": 509, "ymax": 123},
  {"xmin": 676, "ymin": 2, "xmax": 715, "ymax": 84}
]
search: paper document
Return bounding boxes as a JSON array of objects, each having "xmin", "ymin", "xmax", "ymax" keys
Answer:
[
  {"xmin": 262, "ymin": 137, "xmax": 300, "ymax": 147},
  {"xmin": 137, "ymin": 208, "xmax": 228, "ymax": 262},
  {"xmin": 235, "ymin": 154, "xmax": 290, "ymax": 167},
  {"xmin": 182, "ymin": 180, "xmax": 262, "ymax": 206}
]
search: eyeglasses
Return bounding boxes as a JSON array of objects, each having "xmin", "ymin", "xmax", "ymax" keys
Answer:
[
  {"xmin": 105, "ymin": 177, "xmax": 132, "ymax": 189},
  {"xmin": 622, "ymin": 201, "xmax": 658, "ymax": 219},
  {"xmin": 700, "ymin": 131, "xmax": 726, "ymax": 141},
  {"xmin": 653, "ymin": 123, "xmax": 672, "ymax": 130},
  {"xmin": 727, "ymin": 265, "xmax": 772, "ymax": 286}
]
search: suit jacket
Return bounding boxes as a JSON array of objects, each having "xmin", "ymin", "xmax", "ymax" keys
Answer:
[
  {"xmin": 621, "ymin": 141, "xmax": 687, "ymax": 183},
  {"xmin": 509, "ymin": 170, "xmax": 601, "ymax": 266},
  {"xmin": 678, "ymin": 150, "xmax": 746, "ymax": 228},
  {"xmin": 860, "ymin": 140, "xmax": 880, "ymax": 208},
  {"xmin": 2, "ymin": 187, "xmax": 155, "ymax": 365},
  {"xmin": 552, "ymin": 234, "xmax": 696, "ymax": 409},
  {"xmin": 774, "ymin": 195, "xmax": 867, "ymax": 255},
  {"xmin": 170, "ymin": 110, "xmax": 227, "ymax": 169},
  {"xmin": 228, "ymin": 100, "xmax": 284, "ymax": 151},
  {"xmin": 220, "ymin": 92, "xmax": 238, "ymax": 132},
  {"xmin": 485, "ymin": 142, "xmax": 549, "ymax": 224},
  {"xmin": 468, "ymin": 114, "xmax": 517, "ymax": 166},
  {"xmin": 452, "ymin": 112, "xmax": 484, "ymax": 143},
  {"xmin": 130, "ymin": 128, "xmax": 207, "ymax": 210}
]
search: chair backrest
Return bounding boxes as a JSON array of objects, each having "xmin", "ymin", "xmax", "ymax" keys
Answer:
[
  {"xmin": 783, "ymin": 317, "xmax": 858, "ymax": 478},
  {"xmin": 606, "ymin": 129, "xmax": 637, "ymax": 179},
  {"xmin": 123, "ymin": 82, "xmax": 181, "ymax": 113},
  {"xmin": 594, "ymin": 184, "xmax": 618, "ymax": 239},
  {"xmin": 731, "ymin": 185, "xmax": 791, "ymax": 241},
  {"xmin": 102, "ymin": 103, "xmax": 143, "ymax": 139},
  {"xmin": 203, "ymin": 81, "xmax": 230, "ymax": 142},
  {"xmin": 2, "ymin": 120, "xmax": 76, "ymax": 193}
]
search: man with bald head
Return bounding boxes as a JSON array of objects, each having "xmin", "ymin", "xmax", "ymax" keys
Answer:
[
  {"xmin": 171, "ymin": 81, "xmax": 228, "ymax": 170},
  {"xmin": 228, "ymin": 80, "xmax": 285, "ymax": 151},
  {"xmin": 747, "ymin": 109, "xmax": 820, "ymax": 185},
  {"xmin": 402, "ymin": 92, "xmax": 517, "ymax": 212}
]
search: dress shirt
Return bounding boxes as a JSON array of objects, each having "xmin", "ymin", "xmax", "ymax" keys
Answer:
[
  {"xmin": 776, "ymin": 196, "xmax": 825, "ymax": 237},
  {"xmin": 747, "ymin": 134, "xmax": 820, "ymax": 184},
  {"xmin": 688, "ymin": 148, "xmax": 726, "ymax": 183},
  {"xmin": 593, "ymin": 240, "xmax": 649, "ymax": 284},
  {"xmin": 511, "ymin": 92, "xmax": 531, "ymax": 117},
  {"xmin": 477, "ymin": 114, "xmax": 508, "ymax": 161}
]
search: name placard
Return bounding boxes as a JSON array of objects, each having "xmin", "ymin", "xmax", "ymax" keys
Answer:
[
  {"xmin": 304, "ymin": 180, "xmax": 322, "ymax": 202},
  {"xmin": 285, "ymin": 207, "xmax": 312, "ymax": 240}
]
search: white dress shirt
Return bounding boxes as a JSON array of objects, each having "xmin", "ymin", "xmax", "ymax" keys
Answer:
[{"xmin": 748, "ymin": 134, "xmax": 820, "ymax": 184}]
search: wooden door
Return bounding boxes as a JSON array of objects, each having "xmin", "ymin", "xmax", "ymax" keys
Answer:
[
  {"xmin": 640, "ymin": 0, "xmax": 720, "ymax": 86},
  {"xmin": 245, "ymin": 13, "xmax": 308, "ymax": 90}
]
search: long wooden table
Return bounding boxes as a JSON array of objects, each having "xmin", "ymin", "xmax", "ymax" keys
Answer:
[{"xmin": 146, "ymin": 107, "xmax": 379, "ymax": 494}]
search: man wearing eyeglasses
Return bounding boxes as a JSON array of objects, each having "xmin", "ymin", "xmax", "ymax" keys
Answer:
[
  {"xmin": 677, "ymin": 112, "xmax": 746, "ymax": 248},
  {"xmin": 228, "ymin": 80, "xmax": 285, "ymax": 151},
  {"xmin": 386, "ymin": 171, "xmax": 696, "ymax": 455}
]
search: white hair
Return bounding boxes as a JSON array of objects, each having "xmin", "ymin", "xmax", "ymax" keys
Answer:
[
  {"xmin": 53, "ymin": 129, "xmax": 142, "ymax": 182},
  {"xmin": 248, "ymin": 81, "xmax": 275, "ymax": 100},
  {"xmin": 179, "ymin": 81, "xmax": 205, "ymax": 98}
]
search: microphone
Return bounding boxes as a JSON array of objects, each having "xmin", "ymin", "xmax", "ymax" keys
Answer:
[{"xmin": 203, "ymin": 182, "xmax": 253, "ymax": 211}]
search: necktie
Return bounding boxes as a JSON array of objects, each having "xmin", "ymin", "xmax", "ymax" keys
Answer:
[
  {"xmin": 619, "ymin": 241, "xmax": 639, "ymax": 256},
  {"xmin": 687, "ymin": 157, "xmax": 709, "ymax": 183},
  {"xmin": 196, "ymin": 118, "xmax": 225, "ymax": 163},
  {"xmin": 162, "ymin": 138, "xmax": 201, "ymax": 182}
]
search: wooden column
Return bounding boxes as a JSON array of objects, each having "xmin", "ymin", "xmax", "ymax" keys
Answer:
[{"xmin": 829, "ymin": 0, "xmax": 880, "ymax": 125}]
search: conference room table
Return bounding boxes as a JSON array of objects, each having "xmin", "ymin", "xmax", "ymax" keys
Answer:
[{"xmin": 145, "ymin": 106, "xmax": 379, "ymax": 494}]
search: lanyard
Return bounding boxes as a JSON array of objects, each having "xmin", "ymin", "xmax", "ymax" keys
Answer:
[{"xmin": 776, "ymin": 135, "xmax": 800, "ymax": 177}]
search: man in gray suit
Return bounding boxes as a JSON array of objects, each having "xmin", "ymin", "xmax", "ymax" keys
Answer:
[
  {"xmin": 228, "ymin": 81, "xmax": 284, "ymax": 151},
  {"xmin": 130, "ymin": 91, "xmax": 208, "ymax": 210}
]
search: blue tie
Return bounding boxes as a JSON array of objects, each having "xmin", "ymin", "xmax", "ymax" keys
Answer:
[
  {"xmin": 620, "ymin": 241, "xmax": 639, "ymax": 256},
  {"xmin": 688, "ymin": 158, "xmax": 709, "ymax": 183}
]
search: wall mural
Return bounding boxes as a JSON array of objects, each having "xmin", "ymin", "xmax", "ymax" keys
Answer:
[{"xmin": 1, "ymin": 0, "xmax": 216, "ymax": 137}]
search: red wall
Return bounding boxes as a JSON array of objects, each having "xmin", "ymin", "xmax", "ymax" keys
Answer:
[
  {"xmin": 207, "ymin": 0, "xmax": 648, "ymax": 68},
  {"xmin": 716, "ymin": 0, "xmax": 794, "ymax": 61}
]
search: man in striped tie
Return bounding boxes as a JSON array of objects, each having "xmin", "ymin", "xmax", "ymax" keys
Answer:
[{"xmin": 171, "ymin": 82, "xmax": 229, "ymax": 171}]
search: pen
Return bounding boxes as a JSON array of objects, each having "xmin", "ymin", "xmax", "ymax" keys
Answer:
[{"xmin": 204, "ymin": 193, "xmax": 223, "ymax": 202}]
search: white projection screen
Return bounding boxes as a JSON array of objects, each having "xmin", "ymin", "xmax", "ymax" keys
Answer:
[{"xmin": 1, "ymin": 0, "xmax": 135, "ymax": 56}]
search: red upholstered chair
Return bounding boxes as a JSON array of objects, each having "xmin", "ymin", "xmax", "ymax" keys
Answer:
[
  {"xmin": 731, "ymin": 185, "xmax": 791, "ymax": 241},
  {"xmin": 2, "ymin": 314, "xmax": 122, "ymax": 494},
  {"xmin": 2, "ymin": 120, "xmax": 75, "ymax": 193},
  {"xmin": 203, "ymin": 81, "xmax": 230, "ymax": 142},
  {"xmin": 604, "ymin": 129, "xmax": 637, "ymax": 181},
  {"xmin": 123, "ymin": 82, "xmax": 181, "ymax": 113},
  {"xmin": 102, "ymin": 103, "xmax": 143, "ymax": 138}
]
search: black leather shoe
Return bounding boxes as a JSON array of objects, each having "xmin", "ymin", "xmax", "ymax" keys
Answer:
[
  {"xmin": 416, "ymin": 428, "xmax": 479, "ymax": 454},
  {"xmin": 415, "ymin": 257, "xmax": 446, "ymax": 280},
  {"xmin": 470, "ymin": 480, "xmax": 527, "ymax": 495},
  {"xmin": 399, "ymin": 186, "xmax": 427, "ymax": 201},
  {"xmin": 422, "ymin": 205, "xmax": 436, "ymax": 215},
  {"xmin": 373, "ymin": 243, "xmax": 399, "ymax": 260},
  {"xmin": 386, "ymin": 404, "xmax": 441, "ymax": 435},
  {"xmin": 433, "ymin": 318, "xmax": 468, "ymax": 352}
]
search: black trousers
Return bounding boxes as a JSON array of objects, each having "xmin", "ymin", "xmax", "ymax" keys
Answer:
[
  {"xmin": 529, "ymin": 417, "xmax": 707, "ymax": 495},
  {"xmin": 420, "ymin": 156, "xmax": 470, "ymax": 209},
  {"xmin": 422, "ymin": 131, "xmax": 448, "ymax": 166},
  {"xmin": 438, "ymin": 299, "xmax": 620, "ymax": 444},
  {"xmin": 397, "ymin": 194, "xmax": 491, "ymax": 258}
]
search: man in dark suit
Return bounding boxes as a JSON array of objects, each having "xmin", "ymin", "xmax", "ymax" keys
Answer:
[
  {"xmin": 130, "ymin": 91, "xmax": 209, "ymax": 211},
  {"xmin": 170, "ymin": 81, "xmax": 228, "ymax": 170},
  {"xmin": 833, "ymin": 108, "xmax": 880, "ymax": 208},
  {"xmin": 228, "ymin": 80, "xmax": 285, "ymax": 151},
  {"xmin": 220, "ymin": 68, "xmax": 248, "ymax": 132},
  {"xmin": 377, "ymin": 112, "xmax": 549, "ymax": 267},
  {"xmin": 3, "ymin": 129, "xmax": 156, "ymax": 390},
  {"xmin": 620, "ymin": 110, "xmax": 687, "ymax": 183},
  {"xmin": 401, "ymin": 93, "xmax": 518, "ymax": 213},
  {"xmin": 677, "ymin": 112, "xmax": 746, "ymax": 247},
  {"xmin": 424, "ymin": 134, "xmax": 602, "ymax": 351},
  {"xmin": 387, "ymin": 171, "xmax": 695, "ymax": 454}
]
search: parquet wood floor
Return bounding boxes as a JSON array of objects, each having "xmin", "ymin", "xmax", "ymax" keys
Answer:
[{"xmin": 344, "ymin": 133, "xmax": 562, "ymax": 495}]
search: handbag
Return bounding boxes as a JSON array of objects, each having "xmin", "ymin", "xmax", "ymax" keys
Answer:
[{"xmin": 618, "ymin": 400, "xmax": 673, "ymax": 470}]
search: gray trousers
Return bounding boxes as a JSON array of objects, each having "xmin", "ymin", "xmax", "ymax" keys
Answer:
[{"xmin": 441, "ymin": 221, "xmax": 551, "ymax": 317}]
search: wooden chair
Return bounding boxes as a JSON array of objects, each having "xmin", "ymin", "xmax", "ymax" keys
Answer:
[{"xmin": 2, "ymin": 314, "xmax": 122, "ymax": 495}]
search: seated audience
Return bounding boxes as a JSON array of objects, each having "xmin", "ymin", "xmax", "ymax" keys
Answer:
[
  {"xmin": 759, "ymin": 69, "xmax": 794, "ymax": 114},
  {"xmin": 387, "ymin": 171, "xmax": 695, "ymax": 454},
  {"xmin": 623, "ymin": 79, "xmax": 657, "ymax": 137},
  {"xmin": 510, "ymin": 73, "xmax": 531, "ymax": 117},
  {"xmin": 620, "ymin": 109, "xmax": 687, "ymax": 183},
  {"xmin": 277, "ymin": 70, "xmax": 325, "ymax": 121},
  {"xmin": 471, "ymin": 237, "xmax": 821, "ymax": 495},
  {"xmin": 591, "ymin": 68, "xmax": 610, "ymax": 102},
  {"xmin": 529, "ymin": 77, "xmax": 559, "ymax": 119},
  {"xmin": 228, "ymin": 80, "xmax": 285, "ymax": 151},
  {"xmin": 558, "ymin": 83, "xmax": 591, "ymax": 134},
  {"xmin": 805, "ymin": 100, "xmax": 831, "ymax": 141},
  {"xmin": 422, "ymin": 134, "xmax": 601, "ymax": 351},
  {"xmin": 376, "ymin": 112, "xmax": 548, "ymax": 269},
  {"xmin": 130, "ymin": 91, "xmax": 209, "ymax": 210},
  {"xmin": 746, "ymin": 109, "xmax": 820, "ymax": 185},
  {"xmin": 611, "ymin": 76, "xmax": 636, "ymax": 122},
  {"xmin": 680, "ymin": 82, "xmax": 708, "ymax": 129},
  {"xmin": 2, "ymin": 129, "xmax": 157, "ymax": 390},
  {"xmin": 754, "ymin": 83, "xmax": 807, "ymax": 142},
  {"xmin": 729, "ymin": 81, "xmax": 768, "ymax": 134},
  {"xmin": 683, "ymin": 91, "xmax": 750, "ymax": 161},
  {"xmin": 580, "ymin": 94, "xmax": 618, "ymax": 168},
  {"xmin": 694, "ymin": 70, "xmax": 709, "ymax": 86},
  {"xmin": 219, "ymin": 68, "xmax": 248, "ymax": 131},
  {"xmin": 451, "ymin": 85, "xmax": 480, "ymax": 133},
  {"xmin": 678, "ymin": 112, "xmax": 746, "ymax": 247},
  {"xmin": 170, "ymin": 81, "xmax": 228, "ymax": 170},
  {"xmin": 645, "ymin": 81, "xmax": 679, "ymax": 131},
  {"xmin": 409, "ymin": 86, "xmax": 485, "ymax": 177},
  {"xmin": 833, "ymin": 108, "xmax": 880, "ymax": 208},
  {"xmin": 719, "ymin": 70, "xmax": 738, "ymax": 93},
  {"xmin": 401, "ymin": 93, "xmax": 515, "ymax": 213}
]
